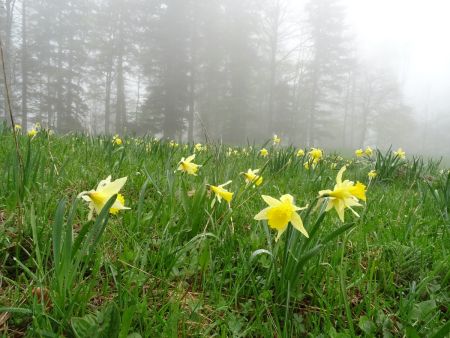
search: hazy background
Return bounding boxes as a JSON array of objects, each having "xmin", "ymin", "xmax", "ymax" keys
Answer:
[{"xmin": 1, "ymin": 0, "xmax": 449, "ymax": 155}]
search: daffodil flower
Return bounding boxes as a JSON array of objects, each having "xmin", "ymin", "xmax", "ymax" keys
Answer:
[
  {"xmin": 260, "ymin": 148, "xmax": 269, "ymax": 158},
  {"xmin": 242, "ymin": 169, "xmax": 263, "ymax": 187},
  {"xmin": 112, "ymin": 135, "xmax": 123, "ymax": 145},
  {"xmin": 273, "ymin": 134, "xmax": 281, "ymax": 145},
  {"xmin": 208, "ymin": 181, "xmax": 233, "ymax": 207},
  {"xmin": 169, "ymin": 140, "xmax": 179, "ymax": 148},
  {"xmin": 78, "ymin": 176, "xmax": 130, "ymax": 220},
  {"xmin": 393, "ymin": 148, "xmax": 406, "ymax": 159},
  {"xmin": 254, "ymin": 194, "xmax": 308, "ymax": 241},
  {"xmin": 194, "ymin": 143, "xmax": 206, "ymax": 152},
  {"xmin": 355, "ymin": 149, "xmax": 364, "ymax": 157},
  {"xmin": 296, "ymin": 149, "xmax": 305, "ymax": 157},
  {"xmin": 365, "ymin": 146, "xmax": 373, "ymax": 156},
  {"xmin": 368, "ymin": 170, "xmax": 377, "ymax": 179},
  {"xmin": 318, "ymin": 166, "xmax": 366, "ymax": 222},
  {"xmin": 177, "ymin": 154, "xmax": 201, "ymax": 176},
  {"xmin": 308, "ymin": 148, "xmax": 323, "ymax": 162},
  {"xmin": 28, "ymin": 129, "xmax": 37, "ymax": 137}
]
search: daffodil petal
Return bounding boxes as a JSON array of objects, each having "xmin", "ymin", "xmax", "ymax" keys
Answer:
[
  {"xmin": 336, "ymin": 166, "xmax": 346, "ymax": 184},
  {"xmin": 220, "ymin": 180, "xmax": 232, "ymax": 187},
  {"xmin": 185, "ymin": 154, "xmax": 195, "ymax": 162},
  {"xmin": 254, "ymin": 207, "xmax": 270, "ymax": 220},
  {"xmin": 291, "ymin": 212, "xmax": 309, "ymax": 238},
  {"xmin": 279, "ymin": 194, "xmax": 294, "ymax": 204},
  {"xmin": 318, "ymin": 189, "xmax": 332, "ymax": 197},
  {"xmin": 99, "ymin": 177, "xmax": 128, "ymax": 196},
  {"xmin": 336, "ymin": 199, "xmax": 345, "ymax": 222},
  {"xmin": 275, "ymin": 225, "xmax": 287, "ymax": 242},
  {"xmin": 262, "ymin": 195, "xmax": 282, "ymax": 207},
  {"xmin": 96, "ymin": 175, "xmax": 112, "ymax": 190}
]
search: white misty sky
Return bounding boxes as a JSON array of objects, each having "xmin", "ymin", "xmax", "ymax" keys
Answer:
[{"xmin": 345, "ymin": 0, "xmax": 450, "ymax": 116}]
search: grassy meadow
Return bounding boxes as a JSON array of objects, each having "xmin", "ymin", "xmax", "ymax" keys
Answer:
[{"xmin": 0, "ymin": 126, "xmax": 449, "ymax": 337}]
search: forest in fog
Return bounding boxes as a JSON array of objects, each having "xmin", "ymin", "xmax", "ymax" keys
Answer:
[{"xmin": 0, "ymin": 0, "xmax": 423, "ymax": 149}]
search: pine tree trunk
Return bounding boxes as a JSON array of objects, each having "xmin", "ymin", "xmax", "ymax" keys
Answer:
[
  {"xmin": 115, "ymin": 13, "xmax": 126, "ymax": 134},
  {"xmin": 21, "ymin": 0, "xmax": 28, "ymax": 131}
]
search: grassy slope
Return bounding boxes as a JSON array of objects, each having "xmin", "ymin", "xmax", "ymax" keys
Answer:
[{"xmin": 0, "ymin": 130, "xmax": 449, "ymax": 337}]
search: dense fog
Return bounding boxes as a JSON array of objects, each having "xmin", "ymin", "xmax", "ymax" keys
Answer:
[{"xmin": 1, "ymin": 0, "xmax": 449, "ymax": 155}]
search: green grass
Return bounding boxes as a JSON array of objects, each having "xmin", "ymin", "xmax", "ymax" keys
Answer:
[{"xmin": 0, "ymin": 128, "xmax": 449, "ymax": 337}]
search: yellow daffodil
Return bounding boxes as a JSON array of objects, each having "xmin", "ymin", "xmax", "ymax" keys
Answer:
[
  {"xmin": 14, "ymin": 124, "xmax": 22, "ymax": 132},
  {"xmin": 194, "ymin": 143, "xmax": 205, "ymax": 152},
  {"xmin": 308, "ymin": 148, "xmax": 323, "ymax": 162},
  {"xmin": 34, "ymin": 122, "xmax": 41, "ymax": 130},
  {"xmin": 169, "ymin": 140, "xmax": 179, "ymax": 148},
  {"xmin": 254, "ymin": 194, "xmax": 308, "ymax": 241},
  {"xmin": 355, "ymin": 149, "xmax": 364, "ymax": 157},
  {"xmin": 318, "ymin": 166, "xmax": 367, "ymax": 222},
  {"xmin": 273, "ymin": 134, "xmax": 281, "ymax": 145},
  {"xmin": 209, "ymin": 181, "xmax": 233, "ymax": 206},
  {"xmin": 368, "ymin": 170, "xmax": 377, "ymax": 179},
  {"xmin": 260, "ymin": 148, "xmax": 269, "ymax": 158},
  {"xmin": 242, "ymin": 169, "xmax": 263, "ymax": 187},
  {"xmin": 304, "ymin": 162, "xmax": 310, "ymax": 170},
  {"xmin": 393, "ymin": 148, "xmax": 406, "ymax": 159},
  {"xmin": 296, "ymin": 149, "xmax": 305, "ymax": 157},
  {"xmin": 365, "ymin": 146, "xmax": 373, "ymax": 156},
  {"xmin": 78, "ymin": 176, "xmax": 130, "ymax": 220},
  {"xmin": 113, "ymin": 135, "xmax": 122, "ymax": 145},
  {"xmin": 177, "ymin": 154, "xmax": 201, "ymax": 176},
  {"xmin": 28, "ymin": 129, "xmax": 37, "ymax": 137}
]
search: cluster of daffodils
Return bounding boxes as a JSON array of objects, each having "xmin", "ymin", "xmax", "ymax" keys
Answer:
[
  {"xmin": 226, "ymin": 147, "xmax": 239, "ymax": 157},
  {"xmin": 169, "ymin": 140, "xmax": 179, "ymax": 148},
  {"xmin": 254, "ymin": 165, "xmax": 367, "ymax": 241},
  {"xmin": 175, "ymin": 153, "xmax": 262, "ymax": 206},
  {"xmin": 303, "ymin": 148, "xmax": 323, "ymax": 169},
  {"xmin": 74, "ymin": 138, "xmax": 377, "ymax": 245},
  {"xmin": 355, "ymin": 146, "xmax": 373, "ymax": 158},
  {"xmin": 194, "ymin": 143, "xmax": 207, "ymax": 152}
]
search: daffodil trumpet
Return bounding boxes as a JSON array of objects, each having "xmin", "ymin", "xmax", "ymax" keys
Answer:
[{"xmin": 254, "ymin": 194, "xmax": 309, "ymax": 241}]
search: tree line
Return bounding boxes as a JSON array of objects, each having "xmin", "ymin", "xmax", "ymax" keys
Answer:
[{"xmin": 0, "ymin": 0, "xmax": 415, "ymax": 148}]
